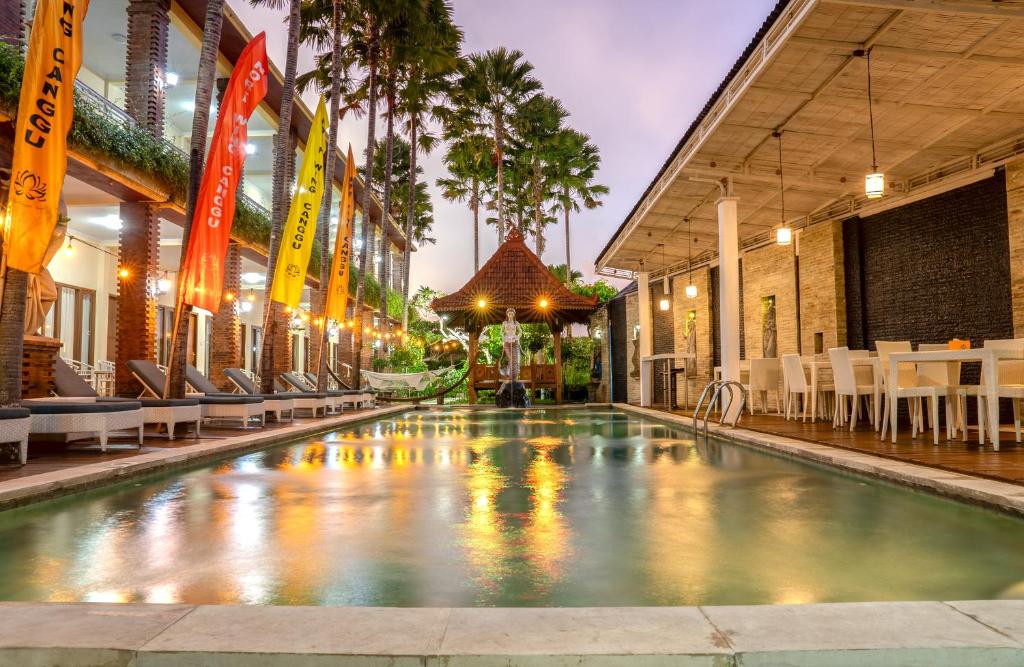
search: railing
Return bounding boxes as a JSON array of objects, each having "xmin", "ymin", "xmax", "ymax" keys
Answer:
[{"xmin": 693, "ymin": 380, "xmax": 746, "ymax": 439}]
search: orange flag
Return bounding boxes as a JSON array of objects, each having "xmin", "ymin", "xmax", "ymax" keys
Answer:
[
  {"xmin": 179, "ymin": 33, "xmax": 268, "ymax": 313},
  {"xmin": 3, "ymin": 0, "xmax": 89, "ymax": 274},
  {"xmin": 324, "ymin": 146, "xmax": 357, "ymax": 322}
]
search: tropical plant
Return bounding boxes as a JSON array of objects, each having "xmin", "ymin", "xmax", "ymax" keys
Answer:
[
  {"xmin": 453, "ymin": 48, "xmax": 541, "ymax": 241},
  {"xmin": 165, "ymin": 0, "xmax": 226, "ymax": 398},
  {"xmin": 549, "ymin": 129, "xmax": 608, "ymax": 289},
  {"xmin": 255, "ymin": 0, "xmax": 301, "ymax": 393},
  {"xmin": 511, "ymin": 94, "xmax": 566, "ymax": 257},
  {"xmin": 548, "ymin": 263, "xmax": 583, "ymax": 287},
  {"xmin": 436, "ymin": 131, "xmax": 491, "ymax": 272}
]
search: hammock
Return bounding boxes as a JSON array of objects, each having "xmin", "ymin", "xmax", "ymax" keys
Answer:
[{"xmin": 361, "ymin": 367, "xmax": 454, "ymax": 392}]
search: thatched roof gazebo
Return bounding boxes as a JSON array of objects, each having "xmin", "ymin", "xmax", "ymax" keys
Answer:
[{"xmin": 431, "ymin": 228, "xmax": 598, "ymax": 403}]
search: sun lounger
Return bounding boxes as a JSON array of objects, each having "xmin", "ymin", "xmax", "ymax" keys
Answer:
[
  {"xmin": 23, "ymin": 399, "xmax": 144, "ymax": 452},
  {"xmin": 303, "ymin": 371, "xmax": 374, "ymax": 409},
  {"xmin": 0, "ymin": 408, "xmax": 30, "ymax": 464},
  {"xmin": 54, "ymin": 358, "xmax": 201, "ymax": 439},
  {"xmin": 127, "ymin": 360, "xmax": 265, "ymax": 429},
  {"xmin": 220, "ymin": 368, "xmax": 301, "ymax": 422},
  {"xmin": 188, "ymin": 365, "xmax": 294, "ymax": 423},
  {"xmin": 279, "ymin": 372, "xmax": 345, "ymax": 414}
]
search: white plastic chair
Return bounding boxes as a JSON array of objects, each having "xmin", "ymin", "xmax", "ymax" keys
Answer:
[
  {"xmin": 958, "ymin": 339, "xmax": 1024, "ymax": 445},
  {"xmin": 782, "ymin": 354, "xmax": 811, "ymax": 422},
  {"xmin": 746, "ymin": 358, "xmax": 781, "ymax": 414},
  {"xmin": 829, "ymin": 347, "xmax": 876, "ymax": 431}
]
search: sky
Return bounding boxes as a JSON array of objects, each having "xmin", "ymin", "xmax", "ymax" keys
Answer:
[{"xmin": 232, "ymin": 0, "xmax": 779, "ymax": 294}]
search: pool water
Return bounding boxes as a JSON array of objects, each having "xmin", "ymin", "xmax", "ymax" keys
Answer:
[{"xmin": 0, "ymin": 408, "xmax": 1022, "ymax": 606}]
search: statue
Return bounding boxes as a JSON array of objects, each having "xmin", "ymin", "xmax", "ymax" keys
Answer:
[
  {"xmin": 496, "ymin": 307, "xmax": 529, "ymax": 408},
  {"xmin": 762, "ymin": 296, "xmax": 777, "ymax": 359},
  {"xmin": 684, "ymin": 311, "xmax": 697, "ymax": 375}
]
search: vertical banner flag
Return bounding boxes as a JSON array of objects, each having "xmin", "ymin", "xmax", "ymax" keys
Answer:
[
  {"xmin": 324, "ymin": 145, "xmax": 356, "ymax": 322},
  {"xmin": 270, "ymin": 96, "xmax": 329, "ymax": 308},
  {"xmin": 180, "ymin": 33, "xmax": 268, "ymax": 313},
  {"xmin": 3, "ymin": 0, "xmax": 89, "ymax": 274}
]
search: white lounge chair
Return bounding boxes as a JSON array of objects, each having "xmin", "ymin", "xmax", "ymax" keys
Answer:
[{"xmin": 128, "ymin": 360, "xmax": 265, "ymax": 429}]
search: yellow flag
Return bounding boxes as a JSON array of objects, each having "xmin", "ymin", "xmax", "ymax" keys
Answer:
[
  {"xmin": 270, "ymin": 97, "xmax": 329, "ymax": 307},
  {"xmin": 3, "ymin": 0, "xmax": 89, "ymax": 274},
  {"xmin": 325, "ymin": 146, "xmax": 356, "ymax": 322}
]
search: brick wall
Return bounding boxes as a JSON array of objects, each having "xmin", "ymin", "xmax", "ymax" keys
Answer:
[
  {"xmin": 208, "ymin": 243, "xmax": 242, "ymax": 391},
  {"xmin": 799, "ymin": 219, "xmax": 846, "ymax": 355},
  {"xmin": 0, "ymin": 0, "xmax": 22, "ymax": 46},
  {"xmin": 742, "ymin": 242, "xmax": 798, "ymax": 359},
  {"xmin": 625, "ymin": 291, "xmax": 640, "ymax": 404},
  {"xmin": 590, "ymin": 308, "xmax": 611, "ymax": 402},
  {"xmin": 649, "ymin": 279, "xmax": 675, "ymax": 402},
  {"xmin": 115, "ymin": 203, "xmax": 159, "ymax": 395},
  {"xmin": 672, "ymin": 268, "xmax": 713, "ymax": 406},
  {"xmin": 1005, "ymin": 161, "xmax": 1024, "ymax": 336},
  {"xmin": 844, "ymin": 173, "xmax": 1012, "ymax": 351},
  {"xmin": 124, "ymin": 0, "xmax": 170, "ymax": 136}
]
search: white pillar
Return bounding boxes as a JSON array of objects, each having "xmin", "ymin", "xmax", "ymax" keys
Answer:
[
  {"xmin": 717, "ymin": 196, "xmax": 742, "ymax": 418},
  {"xmin": 637, "ymin": 270, "xmax": 654, "ymax": 406}
]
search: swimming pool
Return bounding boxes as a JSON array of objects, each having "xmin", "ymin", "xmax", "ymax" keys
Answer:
[{"xmin": 0, "ymin": 407, "xmax": 1021, "ymax": 606}]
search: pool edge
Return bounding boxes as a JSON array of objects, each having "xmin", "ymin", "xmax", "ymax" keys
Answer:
[
  {"xmin": 615, "ymin": 403, "xmax": 1024, "ymax": 518},
  {"xmin": 0, "ymin": 405, "xmax": 409, "ymax": 512}
]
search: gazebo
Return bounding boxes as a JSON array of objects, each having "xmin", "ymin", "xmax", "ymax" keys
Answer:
[{"xmin": 431, "ymin": 228, "xmax": 598, "ymax": 404}]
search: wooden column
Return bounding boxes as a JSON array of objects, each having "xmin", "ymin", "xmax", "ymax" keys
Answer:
[
  {"xmin": 467, "ymin": 327, "xmax": 478, "ymax": 404},
  {"xmin": 553, "ymin": 324, "xmax": 563, "ymax": 405}
]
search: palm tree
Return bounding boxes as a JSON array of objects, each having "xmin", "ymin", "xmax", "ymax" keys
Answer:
[
  {"xmin": 511, "ymin": 94, "xmax": 566, "ymax": 258},
  {"xmin": 436, "ymin": 132, "xmax": 491, "ymax": 272},
  {"xmin": 456, "ymin": 48, "xmax": 541, "ymax": 241},
  {"xmin": 165, "ymin": 0, "xmax": 226, "ymax": 398},
  {"xmin": 549, "ymin": 129, "xmax": 608, "ymax": 289},
  {"xmin": 548, "ymin": 263, "xmax": 583, "ymax": 287},
  {"xmin": 255, "ymin": 0, "xmax": 301, "ymax": 394}
]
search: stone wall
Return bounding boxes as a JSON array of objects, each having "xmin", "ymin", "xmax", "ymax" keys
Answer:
[
  {"xmin": 798, "ymin": 219, "xmax": 846, "ymax": 354},
  {"xmin": 672, "ymin": 268, "xmax": 713, "ymax": 407},
  {"xmin": 625, "ymin": 291, "xmax": 640, "ymax": 404},
  {"xmin": 590, "ymin": 308, "xmax": 611, "ymax": 403},
  {"xmin": 741, "ymin": 242, "xmax": 798, "ymax": 359}
]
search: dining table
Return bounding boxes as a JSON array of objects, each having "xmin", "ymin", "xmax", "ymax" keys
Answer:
[{"xmin": 888, "ymin": 347, "xmax": 1024, "ymax": 450}]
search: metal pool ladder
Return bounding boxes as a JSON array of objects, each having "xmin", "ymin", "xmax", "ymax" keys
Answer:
[{"xmin": 693, "ymin": 380, "xmax": 747, "ymax": 439}]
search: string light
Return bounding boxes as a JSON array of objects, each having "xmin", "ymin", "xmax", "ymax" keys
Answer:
[
  {"xmin": 224, "ymin": 291, "xmax": 235, "ymax": 302},
  {"xmin": 118, "ymin": 267, "xmax": 130, "ymax": 279},
  {"xmin": 538, "ymin": 297, "xmax": 549, "ymax": 309},
  {"xmin": 477, "ymin": 298, "xmax": 487, "ymax": 309}
]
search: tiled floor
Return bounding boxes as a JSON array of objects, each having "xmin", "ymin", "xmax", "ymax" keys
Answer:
[
  {"xmin": 664, "ymin": 406, "xmax": 1024, "ymax": 486},
  {"xmin": 0, "ymin": 411, "xmax": 377, "ymax": 484}
]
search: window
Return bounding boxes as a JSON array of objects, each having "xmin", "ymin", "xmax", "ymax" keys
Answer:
[{"xmin": 43, "ymin": 283, "xmax": 96, "ymax": 364}]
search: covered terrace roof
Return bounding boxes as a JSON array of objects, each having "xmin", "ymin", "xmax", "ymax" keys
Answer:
[
  {"xmin": 432, "ymin": 228, "xmax": 598, "ymax": 329},
  {"xmin": 597, "ymin": 0, "xmax": 1024, "ymax": 279}
]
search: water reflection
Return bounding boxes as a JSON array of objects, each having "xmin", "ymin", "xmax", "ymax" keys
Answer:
[{"xmin": 0, "ymin": 408, "xmax": 1023, "ymax": 606}]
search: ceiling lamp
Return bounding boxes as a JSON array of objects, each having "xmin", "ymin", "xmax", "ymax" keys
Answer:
[
  {"xmin": 773, "ymin": 130, "xmax": 792, "ymax": 246},
  {"xmin": 684, "ymin": 218, "xmax": 697, "ymax": 299},
  {"xmin": 63, "ymin": 238, "xmax": 74, "ymax": 257},
  {"xmin": 858, "ymin": 48, "xmax": 885, "ymax": 199},
  {"xmin": 657, "ymin": 244, "xmax": 670, "ymax": 311},
  {"xmin": 157, "ymin": 273, "xmax": 172, "ymax": 294}
]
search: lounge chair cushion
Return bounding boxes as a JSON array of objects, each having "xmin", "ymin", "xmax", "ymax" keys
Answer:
[
  {"xmin": 25, "ymin": 401, "xmax": 142, "ymax": 415},
  {"xmin": 185, "ymin": 364, "xmax": 223, "ymax": 395},
  {"xmin": 98, "ymin": 397, "xmax": 201, "ymax": 408},
  {"xmin": 197, "ymin": 395, "xmax": 263, "ymax": 405},
  {"xmin": 0, "ymin": 408, "xmax": 30, "ymax": 420},
  {"xmin": 126, "ymin": 360, "xmax": 168, "ymax": 396},
  {"xmin": 54, "ymin": 358, "xmax": 100, "ymax": 398}
]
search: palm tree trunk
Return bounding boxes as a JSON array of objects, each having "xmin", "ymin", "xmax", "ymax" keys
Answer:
[
  {"xmin": 313, "ymin": 0, "xmax": 344, "ymax": 392},
  {"xmin": 533, "ymin": 158, "xmax": 543, "ymax": 257},
  {"xmin": 0, "ymin": 265, "xmax": 28, "ymax": 406},
  {"xmin": 472, "ymin": 177, "xmax": 480, "ymax": 272},
  {"xmin": 259, "ymin": 0, "xmax": 300, "ymax": 393},
  {"xmin": 494, "ymin": 115, "xmax": 505, "ymax": 241},
  {"xmin": 352, "ymin": 25, "xmax": 379, "ymax": 383},
  {"xmin": 165, "ymin": 0, "xmax": 224, "ymax": 399},
  {"xmin": 563, "ymin": 203, "xmax": 571, "ymax": 289},
  {"xmin": 401, "ymin": 119, "xmax": 418, "ymax": 331},
  {"xmin": 377, "ymin": 88, "xmax": 397, "ymax": 352}
]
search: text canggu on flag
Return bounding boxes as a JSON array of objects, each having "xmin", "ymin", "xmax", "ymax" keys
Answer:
[
  {"xmin": 3, "ymin": 0, "xmax": 89, "ymax": 274},
  {"xmin": 179, "ymin": 33, "xmax": 268, "ymax": 313},
  {"xmin": 269, "ymin": 96, "xmax": 329, "ymax": 308},
  {"xmin": 324, "ymin": 145, "xmax": 357, "ymax": 322}
]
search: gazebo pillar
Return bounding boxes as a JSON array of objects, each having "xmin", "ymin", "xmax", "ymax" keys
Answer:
[
  {"xmin": 467, "ymin": 326, "xmax": 479, "ymax": 404},
  {"xmin": 553, "ymin": 322, "xmax": 563, "ymax": 405}
]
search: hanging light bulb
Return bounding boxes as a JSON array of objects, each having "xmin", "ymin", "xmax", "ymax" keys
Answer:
[
  {"xmin": 773, "ymin": 130, "xmax": 793, "ymax": 245},
  {"xmin": 659, "ymin": 296, "xmax": 670, "ymax": 311},
  {"xmin": 63, "ymin": 239, "xmax": 74, "ymax": 257},
  {"xmin": 685, "ymin": 283, "xmax": 698, "ymax": 299},
  {"xmin": 859, "ymin": 48, "xmax": 885, "ymax": 199},
  {"xmin": 157, "ymin": 274, "xmax": 172, "ymax": 293}
]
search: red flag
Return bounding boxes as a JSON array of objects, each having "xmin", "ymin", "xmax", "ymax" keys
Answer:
[{"xmin": 179, "ymin": 33, "xmax": 268, "ymax": 313}]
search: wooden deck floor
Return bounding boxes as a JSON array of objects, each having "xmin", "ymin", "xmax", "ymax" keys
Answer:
[
  {"xmin": 663, "ymin": 406, "xmax": 1024, "ymax": 486},
  {"xmin": 0, "ymin": 410, "xmax": 377, "ymax": 484}
]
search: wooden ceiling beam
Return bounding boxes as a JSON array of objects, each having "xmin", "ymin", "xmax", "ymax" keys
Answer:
[{"xmin": 822, "ymin": 0, "xmax": 1024, "ymax": 19}]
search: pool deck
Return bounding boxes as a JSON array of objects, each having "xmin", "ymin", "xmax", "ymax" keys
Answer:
[
  {"xmin": 1, "ymin": 599, "xmax": 1022, "ymax": 665},
  {"xmin": 0, "ymin": 405, "xmax": 406, "ymax": 510}
]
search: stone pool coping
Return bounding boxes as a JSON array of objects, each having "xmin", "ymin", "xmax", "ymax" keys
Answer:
[
  {"xmin": 618, "ymin": 403, "xmax": 1024, "ymax": 518},
  {"xmin": 0, "ymin": 405, "xmax": 407, "ymax": 511},
  {"xmin": 1, "ymin": 600, "xmax": 1023, "ymax": 665}
]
